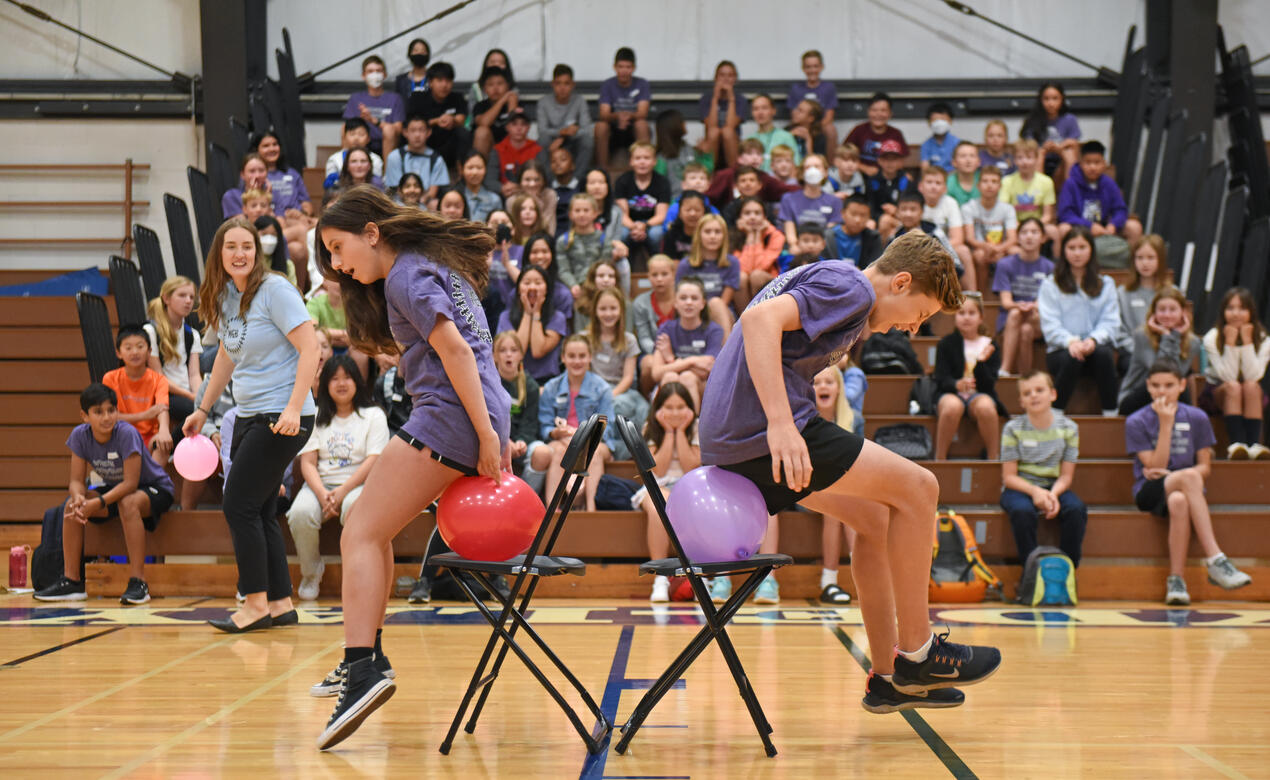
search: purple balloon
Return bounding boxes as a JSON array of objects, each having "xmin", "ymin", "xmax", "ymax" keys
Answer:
[{"xmin": 664, "ymin": 466, "xmax": 768, "ymax": 562}]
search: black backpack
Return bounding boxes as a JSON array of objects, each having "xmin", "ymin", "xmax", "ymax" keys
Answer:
[
  {"xmin": 860, "ymin": 330, "xmax": 922, "ymax": 375},
  {"xmin": 31, "ymin": 503, "xmax": 76, "ymax": 591},
  {"xmin": 872, "ymin": 423, "xmax": 933, "ymax": 460}
]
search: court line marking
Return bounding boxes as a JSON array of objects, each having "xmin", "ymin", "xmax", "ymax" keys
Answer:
[
  {"xmin": 0, "ymin": 625, "xmax": 126, "ymax": 667},
  {"xmin": 0, "ymin": 636, "xmax": 235, "ymax": 744},
  {"xmin": 823, "ymin": 614, "xmax": 978, "ymax": 780},
  {"xmin": 99, "ymin": 638, "xmax": 344, "ymax": 779},
  {"xmin": 1179, "ymin": 744, "xmax": 1250, "ymax": 779},
  {"xmin": 579, "ymin": 624, "xmax": 634, "ymax": 780}
]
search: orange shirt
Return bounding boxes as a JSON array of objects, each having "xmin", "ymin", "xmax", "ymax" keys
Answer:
[
  {"xmin": 736, "ymin": 223, "xmax": 786, "ymax": 274},
  {"xmin": 102, "ymin": 367, "xmax": 169, "ymax": 444}
]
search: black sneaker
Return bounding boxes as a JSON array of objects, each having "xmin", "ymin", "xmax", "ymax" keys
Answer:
[
  {"xmin": 407, "ymin": 578, "xmax": 431, "ymax": 604},
  {"xmin": 861, "ymin": 672, "xmax": 965, "ymax": 714},
  {"xmin": 891, "ymin": 631, "xmax": 1002, "ymax": 694},
  {"xmin": 34, "ymin": 576, "xmax": 86, "ymax": 602},
  {"xmin": 316, "ymin": 656, "xmax": 396, "ymax": 750},
  {"xmin": 310, "ymin": 653, "xmax": 397, "ymax": 698},
  {"xmin": 120, "ymin": 578, "xmax": 150, "ymax": 605}
]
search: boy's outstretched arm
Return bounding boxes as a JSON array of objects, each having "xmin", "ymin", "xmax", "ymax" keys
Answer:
[{"xmin": 739, "ymin": 294, "xmax": 809, "ymax": 491}]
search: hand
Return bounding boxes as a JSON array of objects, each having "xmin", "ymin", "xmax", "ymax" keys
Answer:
[
  {"xmin": 270, "ymin": 408, "xmax": 303, "ymax": 437},
  {"xmin": 674, "ymin": 408, "xmax": 694, "ymax": 431},
  {"xmin": 571, "ymin": 284, "xmax": 583, "ymax": 299},
  {"xmin": 978, "ymin": 343, "xmax": 995, "ymax": 362},
  {"xmin": 559, "ymin": 124, "xmax": 577, "ymax": 137},
  {"xmin": 66, "ymin": 495, "xmax": 86, "ymax": 524},
  {"xmin": 1068, "ymin": 340, "xmax": 1085, "ymax": 360},
  {"xmin": 1153, "ymin": 396, "xmax": 1177, "ymax": 425},
  {"xmin": 1240, "ymin": 323, "xmax": 1254, "ymax": 344},
  {"xmin": 436, "ymin": 113, "xmax": 454, "ymax": 129},
  {"xmin": 656, "ymin": 334, "xmax": 674, "ymax": 361},
  {"xmin": 505, "ymin": 91, "xmax": 520, "ymax": 110},
  {"xmin": 1177, "ymin": 311, "xmax": 1191, "ymax": 334},
  {"xmin": 1143, "ymin": 467, "xmax": 1171, "ymax": 480},
  {"xmin": 152, "ymin": 429, "xmax": 173, "ymax": 456},
  {"xmin": 358, "ymin": 103, "xmax": 374, "ymax": 122},
  {"xmin": 610, "ymin": 240, "xmax": 629, "ymax": 260},
  {"xmin": 1017, "ymin": 301, "xmax": 1034, "ymax": 313},
  {"xmin": 500, "ymin": 180, "xmax": 520, "ymax": 199},
  {"xmin": 1224, "ymin": 325, "xmax": 1240, "ymax": 345},
  {"xmin": 1146, "ymin": 314, "xmax": 1165, "ymax": 335},
  {"xmin": 630, "ymin": 222, "xmax": 647, "ymax": 242},
  {"xmin": 522, "ymin": 288, "xmax": 542, "ymax": 313},
  {"xmin": 510, "ymin": 440, "xmax": 527, "ymax": 459},
  {"xmin": 144, "ymin": 402, "xmax": 169, "ymax": 421},
  {"xmin": 210, "ymin": 432, "xmax": 222, "ymax": 451},
  {"xmin": 182, "ymin": 408, "xmax": 207, "ymax": 439},
  {"xmin": 881, "ymin": 203, "xmax": 897, "ymax": 216},
  {"xmin": 321, "ymin": 489, "xmax": 340, "ymax": 520},
  {"xmin": 549, "ymin": 136, "xmax": 564, "ymax": 151},
  {"xmin": 284, "ymin": 208, "xmax": 304, "ymax": 222},
  {"xmin": 616, "ymin": 112, "xmax": 632, "ymax": 130},
  {"xmin": 956, "ymin": 377, "xmax": 975, "ymax": 394},
  {"xmin": 477, "ymin": 429, "xmax": 502, "ymax": 484},
  {"xmin": 767, "ymin": 420, "xmax": 811, "ymax": 491}
]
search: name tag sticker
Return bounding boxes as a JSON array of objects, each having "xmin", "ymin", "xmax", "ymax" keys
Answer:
[
  {"xmin": 1175, "ymin": 422, "xmax": 1191, "ymax": 431},
  {"xmin": 1022, "ymin": 440, "xmax": 1038, "ymax": 447},
  {"xmin": 1132, "ymin": 299, "xmax": 1146, "ymax": 307},
  {"xmin": 596, "ymin": 353, "xmax": 611, "ymax": 362},
  {"xmin": 692, "ymin": 339, "xmax": 706, "ymax": 349},
  {"xmin": 106, "ymin": 452, "xmax": 119, "ymax": 459}
]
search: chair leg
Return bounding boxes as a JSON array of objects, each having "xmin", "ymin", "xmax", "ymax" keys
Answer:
[{"xmin": 462, "ymin": 570, "xmax": 537, "ymax": 733}]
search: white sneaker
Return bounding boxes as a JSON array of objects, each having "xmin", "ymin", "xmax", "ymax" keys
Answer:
[
  {"xmin": 297, "ymin": 560, "xmax": 325, "ymax": 601},
  {"xmin": 1165, "ymin": 575, "xmax": 1190, "ymax": 606},
  {"xmin": 1207, "ymin": 555, "xmax": 1252, "ymax": 590},
  {"xmin": 1247, "ymin": 443, "xmax": 1270, "ymax": 461},
  {"xmin": 650, "ymin": 575, "xmax": 670, "ymax": 603},
  {"xmin": 1227, "ymin": 443, "xmax": 1250, "ymax": 460}
]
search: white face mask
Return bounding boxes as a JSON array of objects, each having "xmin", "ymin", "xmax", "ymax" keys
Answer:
[
  {"xmin": 259, "ymin": 234, "xmax": 279, "ymax": 255},
  {"xmin": 365, "ymin": 72, "xmax": 385, "ymax": 89},
  {"xmin": 930, "ymin": 119, "xmax": 951, "ymax": 136},
  {"xmin": 803, "ymin": 166, "xmax": 825, "ymax": 185}
]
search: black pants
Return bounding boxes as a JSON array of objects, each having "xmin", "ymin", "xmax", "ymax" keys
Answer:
[
  {"xmin": 1001, "ymin": 488, "xmax": 1087, "ymax": 566},
  {"xmin": 1046, "ymin": 346, "xmax": 1119, "ymax": 411},
  {"xmin": 226, "ymin": 413, "xmax": 313, "ymax": 600},
  {"xmin": 168, "ymin": 394, "xmax": 194, "ymax": 446}
]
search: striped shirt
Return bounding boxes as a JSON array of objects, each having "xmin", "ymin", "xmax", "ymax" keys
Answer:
[{"xmin": 1001, "ymin": 411, "xmax": 1080, "ymax": 488}]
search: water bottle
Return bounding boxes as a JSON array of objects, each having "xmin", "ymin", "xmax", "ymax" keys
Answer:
[
  {"xmin": 909, "ymin": 400, "xmax": 920, "ymax": 415},
  {"xmin": 9, "ymin": 545, "xmax": 30, "ymax": 589}
]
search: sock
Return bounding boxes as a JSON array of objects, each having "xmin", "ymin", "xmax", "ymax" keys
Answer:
[
  {"xmin": 654, "ymin": 575, "xmax": 669, "ymax": 585},
  {"xmin": 820, "ymin": 568, "xmax": 838, "ymax": 590},
  {"xmin": 374, "ymin": 628, "xmax": 383, "ymax": 654},
  {"xmin": 877, "ymin": 673, "xmax": 893, "ymax": 681},
  {"xmin": 897, "ymin": 633, "xmax": 935, "ymax": 663},
  {"xmin": 1101, "ymin": 409, "xmax": 1118, "ymax": 418},
  {"xmin": 1225, "ymin": 415, "xmax": 1246, "ymax": 445},
  {"xmin": 344, "ymin": 646, "xmax": 374, "ymax": 664},
  {"xmin": 1246, "ymin": 418, "xmax": 1262, "ymax": 445},
  {"xmin": 1207, "ymin": 552, "xmax": 1226, "ymax": 566}
]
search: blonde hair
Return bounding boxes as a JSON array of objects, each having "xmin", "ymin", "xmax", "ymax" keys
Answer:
[
  {"xmin": 770, "ymin": 144, "xmax": 795, "ymax": 162},
  {"xmin": 834, "ymin": 143, "xmax": 860, "ymax": 162},
  {"xmin": 687, "ymin": 214, "xmax": 731, "ymax": 269},
  {"xmin": 815, "ymin": 366, "xmax": 855, "ymax": 432},
  {"xmin": 146, "ymin": 276, "xmax": 196, "ymax": 366},
  {"xmin": 647, "ymin": 253, "xmax": 677, "ymax": 273},
  {"xmin": 871, "ymin": 231, "xmax": 963, "ymax": 313},
  {"xmin": 1146, "ymin": 286, "xmax": 1193, "ymax": 361},
  {"xmin": 563, "ymin": 192, "xmax": 601, "ymax": 251},
  {"xmin": 920, "ymin": 165, "xmax": 947, "ymax": 183},
  {"xmin": 242, "ymin": 188, "xmax": 270, "ymax": 206},
  {"xmin": 960, "ymin": 291, "xmax": 989, "ymax": 336},
  {"xmin": 628, "ymin": 140, "xmax": 656, "ymax": 157},
  {"xmin": 1013, "ymin": 138, "xmax": 1040, "ymax": 155},
  {"xmin": 493, "ymin": 330, "xmax": 527, "ymax": 407},
  {"xmin": 586, "ymin": 287, "xmax": 630, "ymax": 356},
  {"xmin": 984, "ymin": 119, "xmax": 1008, "ymax": 141}
]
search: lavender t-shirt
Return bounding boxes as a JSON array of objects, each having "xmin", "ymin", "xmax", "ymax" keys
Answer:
[
  {"xmin": 1046, "ymin": 113, "xmax": 1081, "ymax": 144},
  {"xmin": 266, "ymin": 168, "xmax": 310, "ymax": 213},
  {"xmin": 676, "ymin": 257, "xmax": 741, "ymax": 300},
  {"xmin": 343, "ymin": 91, "xmax": 405, "ymax": 142},
  {"xmin": 777, "ymin": 190, "xmax": 842, "ymax": 229},
  {"xmin": 1125, "ymin": 403, "xmax": 1215, "ymax": 495},
  {"xmin": 700, "ymin": 261, "xmax": 875, "ymax": 463},
  {"xmin": 786, "ymin": 81, "xmax": 838, "ymax": 111},
  {"xmin": 67, "ymin": 422, "xmax": 174, "ymax": 494},
  {"xmin": 497, "ymin": 308, "xmax": 570, "ymax": 383},
  {"xmin": 386, "ymin": 253, "xmax": 510, "ymax": 468},
  {"xmin": 599, "ymin": 77, "xmax": 651, "ymax": 114},
  {"xmin": 658, "ymin": 318, "xmax": 724, "ymax": 359},
  {"xmin": 991, "ymin": 254, "xmax": 1054, "ymax": 331}
]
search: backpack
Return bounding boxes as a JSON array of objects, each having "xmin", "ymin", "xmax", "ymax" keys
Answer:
[
  {"xmin": 31, "ymin": 503, "xmax": 75, "ymax": 591},
  {"xmin": 859, "ymin": 330, "xmax": 922, "ymax": 375},
  {"xmin": 595, "ymin": 475, "xmax": 639, "ymax": 510},
  {"xmin": 1017, "ymin": 546, "xmax": 1077, "ymax": 606},
  {"xmin": 929, "ymin": 509, "xmax": 1002, "ymax": 603},
  {"xmin": 908, "ymin": 374, "xmax": 938, "ymax": 415},
  {"xmin": 873, "ymin": 423, "xmax": 933, "ymax": 460}
]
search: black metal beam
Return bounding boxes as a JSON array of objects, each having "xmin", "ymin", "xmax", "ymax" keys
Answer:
[
  {"xmin": 1168, "ymin": 0, "xmax": 1218, "ymax": 159},
  {"xmin": 199, "ymin": 0, "xmax": 249, "ymax": 154}
]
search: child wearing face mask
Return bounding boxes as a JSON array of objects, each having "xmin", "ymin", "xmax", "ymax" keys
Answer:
[
  {"xmin": 343, "ymin": 55, "xmax": 404, "ymax": 157},
  {"xmin": 920, "ymin": 103, "xmax": 959, "ymax": 173},
  {"xmin": 253, "ymin": 214, "xmax": 299, "ymax": 289},
  {"xmin": 778, "ymin": 154, "xmax": 842, "ymax": 248},
  {"xmin": 394, "ymin": 37, "xmax": 431, "ymax": 101}
]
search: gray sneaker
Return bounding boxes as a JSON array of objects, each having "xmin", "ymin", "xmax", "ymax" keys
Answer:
[
  {"xmin": 1206, "ymin": 555, "xmax": 1252, "ymax": 590},
  {"xmin": 1165, "ymin": 575, "xmax": 1190, "ymax": 606}
]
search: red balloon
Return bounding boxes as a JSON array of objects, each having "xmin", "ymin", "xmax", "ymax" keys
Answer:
[{"xmin": 436, "ymin": 473, "xmax": 546, "ymax": 561}]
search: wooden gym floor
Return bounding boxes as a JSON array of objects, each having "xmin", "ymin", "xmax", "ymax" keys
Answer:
[{"xmin": 1, "ymin": 595, "xmax": 1268, "ymax": 779}]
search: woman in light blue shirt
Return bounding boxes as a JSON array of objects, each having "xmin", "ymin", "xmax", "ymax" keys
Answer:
[
  {"xmin": 183, "ymin": 216, "xmax": 319, "ymax": 633},
  {"xmin": 1038, "ymin": 227, "xmax": 1121, "ymax": 414}
]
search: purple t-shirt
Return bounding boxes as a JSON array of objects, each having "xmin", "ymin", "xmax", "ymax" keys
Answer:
[
  {"xmin": 786, "ymin": 81, "xmax": 838, "ymax": 111},
  {"xmin": 386, "ymin": 253, "xmax": 510, "ymax": 469},
  {"xmin": 67, "ymin": 422, "xmax": 174, "ymax": 494},
  {"xmin": 700, "ymin": 261, "xmax": 875, "ymax": 463},
  {"xmin": 991, "ymin": 254, "xmax": 1054, "ymax": 331},
  {"xmin": 497, "ymin": 308, "xmax": 570, "ymax": 383},
  {"xmin": 1125, "ymin": 403, "xmax": 1215, "ymax": 495},
  {"xmin": 698, "ymin": 90, "xmax": 749, "ymax": 125},
  {"xmin": 343, "ymin": 91, "xmax": 405, "ymax": 142},
  {"xmin": 676, "ymin": 256, "xmax": 741, "ymax": 300},
  {"xmin": 777, "ymin": 190, "xmax": 842, "ymax": 229},
  {"xmin": 1045, "ymin": 113, "xmax": 1081, "ymax": 144},
  {"xmin": 266, "ymin": 168, "xmax": 311, "ymax": 213},
  {"xmin": 657, "ymin": 318, "xmax": 724, "ymax": 358},
  {"xmin": 599, "ymin": 76, "xmax": 651, "ymax": 114}
]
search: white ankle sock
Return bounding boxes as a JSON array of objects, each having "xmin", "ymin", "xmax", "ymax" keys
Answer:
[
  {"xmin": 820, "ymin": 568, "xmax": 838, "ymax": 590},
  {"xmin": 1206, "ymin": 553, "xmax": 1226, "ymax": 566},
  {"xmin": 898, "ymin": 633, "xmax": 935, "ymax": 662},
  {"xmin": 654, "ymin": 574, "xmax": 669, "ymax": 585}
]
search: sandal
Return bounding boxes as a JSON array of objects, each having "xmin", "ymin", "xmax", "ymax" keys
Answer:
[{"xmin": 819, "ymin": 584, "xmax": 851, "ymax": 605}]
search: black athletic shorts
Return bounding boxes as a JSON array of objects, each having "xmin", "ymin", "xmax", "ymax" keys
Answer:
[
  {"xmin": 395, "ymin": 430, "xmax": 480, "ymax": 477},
  {"xmin": 718, "ymin": 417, "xmax": 865, "ymax": 515},
  {"xmin": 1134, "ymin": 477, "xmax": 1169, "ymax": 518},
  {"xmin": 89, "ymin": 484, "xmax": 174, "ymax": 531}
]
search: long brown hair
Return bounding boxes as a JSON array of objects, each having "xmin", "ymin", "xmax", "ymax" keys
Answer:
[
  {"xmin": 1053, "ymin": 226, "xmax": 1103, "ymax": 298},
  {"xmin": 508, "ymin": 193, "xmax": 546, "ymax": 244},
  {"xmin": 642, "ymin": 381, "xmax": 697, "ymax": 446},
  {"xmin": 586, "ymin": 287, "xmax": 630, "ymax": 355},
  {"xmin": 1213, "ymin": 286, "xmax": 1266, "ymax": 354},
  {"xmin": 1145, "ymin": 286, "xmax": 1193, "ymax": 360},
  {"xmin": 687, "ymin": 214, "xmax": 731, "ymax": 269},
  {"xmin": 1126, "ymin": 234, "xmax": 1170, "ymax": 291},
  {"xmin": 493, "ymin": 330, "xmax": 527, "ymax": 407},
  {"xmin": 315, "ymin": 185, "xmax": 495, "ymax": 355},
  {"xmin": 198, "ymin": 217, "xmax": 269, "ymax": 335}
]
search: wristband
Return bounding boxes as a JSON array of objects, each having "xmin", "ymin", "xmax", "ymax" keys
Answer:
[
  {"xmin": 198, "ymin": 406, "xmax": 212, "ymax": 416},
  {"xmin": 99, "ymin": 495, "xmax": 108, "ymax": 509}
]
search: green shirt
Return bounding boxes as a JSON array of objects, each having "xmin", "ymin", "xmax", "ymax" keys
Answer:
[
  {"xmin": 306, "ymin": 293, "xmax": 348, "ymax": 330},
  {"xmin": 1001, "ymin": 411, "xmax": 1080, "ymax": 489},
  {"xmin": 946, "ymin": 171, "xmax": 980, "ymax": 206},
  {"xmin": 749, "ymin": 127, "xmax": 802, "ymax": 172}
]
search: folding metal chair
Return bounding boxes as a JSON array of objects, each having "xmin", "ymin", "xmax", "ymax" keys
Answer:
[
  {"xmin": 434, "ymin": 414, "xmax": 613, "ymax": 756},
  {"xmin": 207, "ymin": 142, "xmax": 237, "ymax": 199},
  {"xmin": 132, "ymin": 224, "xmax": 168, "ymax": 301},
  {"xmin": 75, "ymin": 292, "xmax": 117, "ymax": 383},
  {"xmin": 108, "ymin": 256, "xmax": 147, "ymax": 327},
  {"xmin": 164, "ymin": 194, "xmax": 203, "ymax": 285},
  {"xmin": 186, "ymin": 166, "xmax": 219, "ymax": 256},
  {"xmin": 612, "ymin": 416, "xmax": 791, "ymax": 757}
]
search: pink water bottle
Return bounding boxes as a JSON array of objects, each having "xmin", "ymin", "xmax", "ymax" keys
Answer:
[{"xmin": 9, "ymin": 545, "xmax": 30, "ymax": 588}]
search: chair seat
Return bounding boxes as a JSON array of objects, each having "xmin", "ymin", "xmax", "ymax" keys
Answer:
[
  {"xmin": 432, "ymin": 552, "xmax": 586, "ymax": 577},
  {"xmin": 638, "ymin": 554, "xmax": 793, "ymax": 578}
]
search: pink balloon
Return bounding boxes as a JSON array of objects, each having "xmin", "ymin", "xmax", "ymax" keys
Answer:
[
  {"xmin": 664, "ymin": 466, "xmax": 768, "ymax": 562},
  {"xmin": 173, "ymin": 434, "xmax": 219, "ymax": 481}
]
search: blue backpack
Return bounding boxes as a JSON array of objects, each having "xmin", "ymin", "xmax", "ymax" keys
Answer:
[{"xmin": 1017, "ymin": 546, "xmax": 1077, "ymax": 606}]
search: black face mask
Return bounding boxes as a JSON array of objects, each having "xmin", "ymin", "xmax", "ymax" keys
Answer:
[{"xmin": 410, "ymin": 53, "xmax": 429, "ymax": 68}]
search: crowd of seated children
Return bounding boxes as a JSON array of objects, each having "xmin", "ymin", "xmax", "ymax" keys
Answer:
[
  {"xmin": 676, "ymin": 215, "xmax": 740, "ymax": 338},
  {"xmin": 1117, "ymin": 285, "xmax": 1200, "ymax": 416},
  {"xmin": 962, "ymin": 165, "xmax": 1018, "ymax": 292},
  {"xmin": 585, "ymin": 287, "xmax": 649, "ymax": 455},
  {"xmin": 538, "ymin": 335, "xmax": 619, "ymax": 510},
  {"xmin": 844, "ymin": 92, "xmax": 907, "ymax": 175},
  {"xmin": 934, "ymin": 293, "xmax": 1004, "ymax": 461},
  {"xmin": 993, "ymin": 218, "xmax": 1053, "ymax": 377},
  {"xmin": 825, "ymin": 194, "xmax": 882, "ymax": 266},
  {"xmin": 289, "ymin": 355, "xmax": 388, "ymax": 601},
  {"xmin": 733, "ymin": 196, "xmax": 786, "ymax": 306},
  {"xmin": 649, "ymin": 277, "xmax": 724, "ymax": 408},
  {"xmin": 1203, "ymin": 287, "xmax": 1270, "ymax": 460},
  {"xmin": 1127, "ymin": 359, "xmax": 1253, "ymax": 605},
  {"xmin": 1001, "ymin": 139, "xmax": 1059, "ymax": 245},
  {"xmin": 343, "ymin": 55, "xmax": 403, "ymax": 157}
]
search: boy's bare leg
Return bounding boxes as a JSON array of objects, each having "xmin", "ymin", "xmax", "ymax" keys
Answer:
[
  {"xmin": 1165, "ymin": 469, "xmax": 1221, "ymax": 561},
  {"xmin": 118, "ymin": 491, "xmax": 151, "ymax": 581}
]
